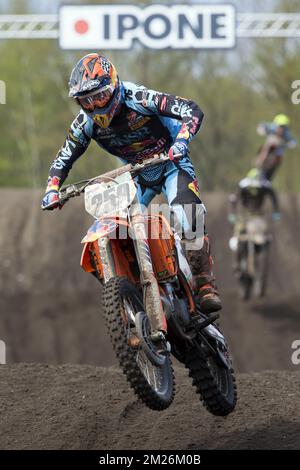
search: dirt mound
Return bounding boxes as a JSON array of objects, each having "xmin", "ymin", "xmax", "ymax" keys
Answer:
[
  {"xmin": 0, "ymin": 190, "xmax": 299, "ymax": 372},
  {"xmin": 0, "ymin": 364, "xmax": 299, "ymax": 450}
]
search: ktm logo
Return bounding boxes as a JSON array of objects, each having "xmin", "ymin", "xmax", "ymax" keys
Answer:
[{"xmin": 129, "ymin": 116, "xmax": 151, "ymax": 131}]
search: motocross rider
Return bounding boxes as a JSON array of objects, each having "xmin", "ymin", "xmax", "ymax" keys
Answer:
[
  {"xmin": 41, "ymin": 53, "xmax": 222, "ymax": 323},
  {"xmin": 229, "ymin": 168, "xmax": 280, "ymax": 222},
  {"xmin": 228, "ymin": 168, "xmax": 280, "ymax": 271},
  {"xmin": 256, "ymin": 114, "xmax": 297, "ymax": 181}
]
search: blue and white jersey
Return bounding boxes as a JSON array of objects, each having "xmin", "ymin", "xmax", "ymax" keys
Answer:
[{"xmin": 49, "ymin": 81, "xmax": 204, "ymax": 186}]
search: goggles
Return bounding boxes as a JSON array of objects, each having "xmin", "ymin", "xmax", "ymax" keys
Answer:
[{"xmin": 77, "ymin": 85, "xmax": 114, "ymax": 112}]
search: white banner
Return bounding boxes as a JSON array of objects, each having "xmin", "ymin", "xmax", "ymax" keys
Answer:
[{"xmin": 59, "ymin": 4, "xmax": 236, "ymax": 50}]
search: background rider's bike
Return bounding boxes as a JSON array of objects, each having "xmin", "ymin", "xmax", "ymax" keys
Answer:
[
  {"xmin": 231, "ymin": 216, "xmax": 271, "ymax": 301},
  {"xmin": 43, "ymin": 153, "xmax": 237, "ymax": 416}
]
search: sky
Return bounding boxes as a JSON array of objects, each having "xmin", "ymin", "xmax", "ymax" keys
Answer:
[{"xmin": 0, "ymin": 0, "xmax": 280, "ymax": 15}]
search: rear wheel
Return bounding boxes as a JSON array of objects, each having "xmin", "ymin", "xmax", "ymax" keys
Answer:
[
  {"xmin": 103, "ymin": 276, "xmax": 175, "ymax": 411},
  {"xmin": 185, "ymin": 325, "xmax": 237, "ymax": 416}
]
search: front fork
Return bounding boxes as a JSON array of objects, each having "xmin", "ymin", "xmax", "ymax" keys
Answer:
[
  {"xmin": 97, "ymin": 201, "xmax": 166, "ymax": 334},
  {"xmin": 247, "ymin": 239, "xmax": 255, "ymax": 277},
  {"xmin": 129, "ymin": 202, "xmax": 167, "ymax": 333}
]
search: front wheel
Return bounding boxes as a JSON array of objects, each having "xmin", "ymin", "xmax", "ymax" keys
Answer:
[
  {"xmin": 254, "ymin": 243, "xmax": 270, "ymax": 298},
  {"xmin": 237, "ymin": 242, "xmax": 253, "ymax": 301},
  {"xmin": 102, "ymin": 276, "xmax": 175, "ymax": 411},
  {"xmin": 239, "ymin": 272, "xmax": 253, "ymax": 301}
]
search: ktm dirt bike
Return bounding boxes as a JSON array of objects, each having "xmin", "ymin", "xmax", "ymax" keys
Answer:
[
  {"xmin": 233, "ymin": 216, "xmax": 271, "ymax": 301},
  {"xmin": 44, "ymin": 153, "xmax": 237, "ymax": 415}
]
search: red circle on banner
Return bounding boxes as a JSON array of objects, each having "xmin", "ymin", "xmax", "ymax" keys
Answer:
[{"xmin": 74, "ymin": 20, "xmax": 89, "ymax": 34}]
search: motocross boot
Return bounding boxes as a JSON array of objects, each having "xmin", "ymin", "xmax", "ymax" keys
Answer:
[{"xmin": 186, "ymin": 235, "xmax": 222, "ymax": 314}]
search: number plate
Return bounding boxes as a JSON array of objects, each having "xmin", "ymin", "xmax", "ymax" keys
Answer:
[{"xmin": 84, "ymin": 172, "xmax": 137, "ymax": 219}]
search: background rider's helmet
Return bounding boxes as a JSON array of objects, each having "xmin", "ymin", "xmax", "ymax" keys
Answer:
[
  {"xmin": 273, "ymin": 114, "xmax": 290, "ymax": 127},
  {"xmin": 68, "ymin": 53, "xmax": 121, "ymax": 128}
]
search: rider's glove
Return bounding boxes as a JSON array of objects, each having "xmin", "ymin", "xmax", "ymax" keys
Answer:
[
  {"xmin": 272, "ymin": 212, "xmax": 281, "ymax": 222},
  {"xmin": 168, "ymin": 139, "xmax": 188, "ymax": 161},
  {"xmin": 41, "ymin": 176, "xmax": 60, "ymax": 210}
]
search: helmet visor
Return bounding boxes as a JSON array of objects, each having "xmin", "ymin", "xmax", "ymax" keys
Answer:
[{"xmin": 77, "ymin": 85, "xmax": 114, "ymax": 112}]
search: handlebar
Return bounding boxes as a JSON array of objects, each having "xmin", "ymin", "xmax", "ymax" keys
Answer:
[{"xmin": 42, "ymin": 152, "xmax": 171, "ymax": 210}]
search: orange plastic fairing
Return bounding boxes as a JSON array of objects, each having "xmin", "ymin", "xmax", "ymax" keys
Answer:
[{"xmin": 147, "ymin": 215, "xmax": 177, "ymax": 280}]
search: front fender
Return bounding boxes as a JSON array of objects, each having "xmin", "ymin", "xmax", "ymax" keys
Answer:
[
  {"xmin": 80, "ymin": 241, "xmax": 100, "ymax": 274},
  {"xmin": 80, "ymin": 217, "xmax": 137, "ymax": 283}
]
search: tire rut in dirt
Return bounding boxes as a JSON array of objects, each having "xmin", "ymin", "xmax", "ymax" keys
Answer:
[{"xmin": 102, "ymin": 276, "xmax": 175, "ymax": 411}]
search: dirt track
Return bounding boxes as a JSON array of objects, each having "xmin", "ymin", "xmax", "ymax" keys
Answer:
[
  {"xmin": 0, "ymin": 190, "xmax": 300, "ymax": 449},
  {"xmin": 0, "ymin": 364, "xmax": 299, "ymax": 450}
]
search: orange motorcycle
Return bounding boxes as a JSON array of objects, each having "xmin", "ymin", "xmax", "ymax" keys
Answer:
[{"xmin": 45, "ymin": 154, "xmax": 237, "ymax": 415}]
